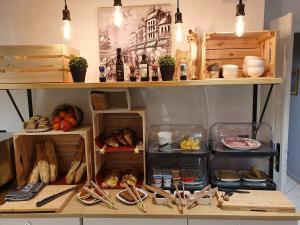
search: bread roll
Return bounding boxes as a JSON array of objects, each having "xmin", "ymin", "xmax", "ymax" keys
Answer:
[{"xmin": 45, "ymin": 139, "xmax": 58, "ymax": 183}]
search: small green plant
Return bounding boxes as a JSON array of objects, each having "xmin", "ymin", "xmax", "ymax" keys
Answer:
[
  {"xmin": 158, "ymin": 56, "xmax": 175, "ymax": 69},
  {"xmin": 69, "ymin": 56, "xmax": 88, "ymax": 70}
]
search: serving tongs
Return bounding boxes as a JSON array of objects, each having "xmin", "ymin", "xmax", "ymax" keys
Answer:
[
  {"xmin": 186, "ymin": 185, "xmax": 217, "ymax": 209},
  {"xmin": 155, "ymin": 136, "xmax": 186, "ymax": 152},
  {"xmin": 124, "ymin": 183, "xmax": 147, "ymax": 213},
  {"xmin": 83, "ymin": 186, "xmax": 118, "ymax": 209}
]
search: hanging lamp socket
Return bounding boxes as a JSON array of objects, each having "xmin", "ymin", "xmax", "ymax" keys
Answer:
[
  {"xmin": 114, "ymin": 0, "xmax": 122, "ymax": 7},
  {"xmin": 62, "ymin": 0, "xmax": 71, "ymax": 21},
  {"xmin": 175, "ymin": 8, "xmax": 183, "ymax": 24},
  {"xmin": 236, "ymin": 0, "xmax": 245, "ymax": 16}
]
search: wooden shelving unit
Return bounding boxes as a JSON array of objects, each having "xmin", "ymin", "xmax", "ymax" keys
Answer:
[{"xmin": 0, "ymin": 77, "xmax": 283, "ymax": 90}]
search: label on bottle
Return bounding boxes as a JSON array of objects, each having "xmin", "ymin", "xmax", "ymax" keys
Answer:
[
  {"xmin": 116, "ymin": 64, "xmax": 124, "ymax": 81},
  {"xmin": 140, "ymin": 63, "xmax": 148, "ymax": 78}
]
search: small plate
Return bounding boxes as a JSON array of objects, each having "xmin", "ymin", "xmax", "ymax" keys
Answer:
[
  {"xmin": 116, "ymin": 188, "xmax": 148, "ymax": 205},
  {"xmin": 214, "ymin": 170, "xmax": 241, "ymax": 182},
  {"xmin": 221, "ymin": 137, "xmax": 262, "ymax": 150},
  {"xmin": 23, "ymin": 127, "xmax": 51, "ymax": 133},
  {"xmin": 239, "ymin": 170, "xmax": 268, "ymax": 182}
]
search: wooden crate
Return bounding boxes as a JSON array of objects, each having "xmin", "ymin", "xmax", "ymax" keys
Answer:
[
  {"xmin": 92, "ymin": 109, "xmax": 146, "ymax": 188},
  {"xmin": 201, "ymin": 31, "xmax": 276, "ymax": 79},
  {"xmin": 0, "ymin": 44, "xmax": 79, "ymax": 83},
  {"xmin": 0, "ymin": 133, "xmax": 14, "ymax": 188},
  {"xmin": 13, "ymin": 126, "xmax": 93, "ymax": 187}
]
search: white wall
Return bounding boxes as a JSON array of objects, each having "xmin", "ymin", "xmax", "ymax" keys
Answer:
[{"xmin": 0, "ymin": 0, "xmax": 265, "ymax": 132}]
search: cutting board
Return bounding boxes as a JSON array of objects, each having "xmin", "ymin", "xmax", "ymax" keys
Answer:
[
  {"xmin": 219, "ymin": 190, "xmax": 296, "ymax": 213},
  {"xmin": 0, "ymin": 185, "xmax": 76, "ymax": 213}
]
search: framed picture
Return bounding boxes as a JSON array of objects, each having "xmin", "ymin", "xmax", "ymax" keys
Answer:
[
  {"xmin": 291, "ymin": 68, "xmax": 299, "ymax": 96},
  {"xmin": 97, "ymin": 4, "xmax": 172, "ymax": 80}
]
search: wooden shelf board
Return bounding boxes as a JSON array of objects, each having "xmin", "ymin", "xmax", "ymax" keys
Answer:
[
  {"xmin": 0, "ymin": 78, "xmax": 283, "ymax": 90},
  {"xmin": 14, "ymin": 126, "xmax": 92, "ymax": 136}
]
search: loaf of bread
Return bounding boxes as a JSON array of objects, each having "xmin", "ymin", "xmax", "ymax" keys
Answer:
[
  {"xmin": 29, "ymin": 161, "xmax": 40, "ymax": 183},
  {"xmin": 36, "ymin": 141, "xmax": 50, "ymax": 184},
  {"xmin": 65, "ymin": 148, "xmax": 84, "ymax": 184},
  {"xmin": 75, "ymin": 162, "xmax": 86, "ymax": 184},
  {"xmin": 45, "ymin": 139, "xmax": 58, "ymax": 183}
]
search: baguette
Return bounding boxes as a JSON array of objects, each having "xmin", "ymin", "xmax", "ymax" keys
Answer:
[
  {"xmin": 65, "ymin": 149, "xmax": 84, "ymax": 184},
  {"xmin": 75, "ymin": 162, "xmax": 86, "ymax": 184},
  {"xmin": 29, "ymin": 161, "xmax": 40, "ymax": 184},
  {"xmin": 36, "ymin": 141, "xmax": 50, "ymax": 184},
  {"xmin": 45, "ymin": 139, "xmax": 58, "ymax": 183}
]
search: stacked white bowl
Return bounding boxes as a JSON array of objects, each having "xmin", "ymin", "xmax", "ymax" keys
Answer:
[{"xmin": 243, "ymin": 56, "xmax": 265, "ymax": 77}]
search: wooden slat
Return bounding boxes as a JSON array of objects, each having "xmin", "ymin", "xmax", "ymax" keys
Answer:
[
  {"xmin": 206, "ymin": 31, "xmax": 274, "ymax": 40},
  {"xmin": 0, "ymin": 71, "xmax": 65, "ymax": 83},
  {"xmin": 0, "ymin": 57, "xmax": 69, "ymax": 70},
  {"xmin": 0, "ymin": 45, "xmax": 79, "ymax": 57},
  {"xmin": 206, "ymin": 48, "xmax": 261, "ymax": 60},
  {"xmin": 206, "ymin": 39, "xmax": 260, "ymax": 50}
]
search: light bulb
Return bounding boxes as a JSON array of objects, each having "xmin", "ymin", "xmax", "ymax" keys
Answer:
[
  {"xmin": 175, "ymin": 23, "xmax": 184, "ymax": 43},
  {"xmin": 113, "ymin": 6, "xmax": 123, "ymax": 28},
  {"xmin": 63, "ymin": 20, "xmax": 71, "ymax": 40},
  {"xmin": 235, "ymin": 15, "xmax": 245, "ymax": 37}
]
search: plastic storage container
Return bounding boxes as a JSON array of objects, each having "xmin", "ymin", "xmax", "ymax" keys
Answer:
[{"xmin": 147, "ymin": 124, "xmax": 208, "ymax": 191}]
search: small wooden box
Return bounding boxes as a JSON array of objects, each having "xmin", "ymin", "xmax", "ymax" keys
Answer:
[
  {"xmin": 0, "ymin": 44, "xmax": 79, "ymax": 83},
  {"xmin": 201, "ymin": 31, "xmax": 276, "ymax": 79},
  {"xmin": 0, "ymin": 133, "xmax": 14, "ymax": 188},
  {"xmin": 92, "ymin": 109, "xmax": 146, "ymax": 188},
  {"xmin": 13, "ymin": 127, "xmax": 93, "ymax": 187}
]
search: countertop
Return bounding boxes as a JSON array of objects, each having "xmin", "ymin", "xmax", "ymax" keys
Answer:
[{"xmin": 0, "ymin": 190, "xmax": 300, "ymax": 220}]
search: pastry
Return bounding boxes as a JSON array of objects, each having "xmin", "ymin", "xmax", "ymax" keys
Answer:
[
  {"xmin": 105, "ymin": 136, "xmax": 119, "ymax": 147},
  {"xmin": 123, "ymin": 128, "xmax": 136, "ymax": 146},
  {"xmin": 101, "ymin": 169, "xmax": 120, "ymax": 188},
  {"xmin": 117, "ymin": 131, "xmax": 128, "ymax": 146},
  {"xmin": 119, "ymin": 189, "xmax": 145, "ymax": 202},
  {"xmin": 249, "ymin": 166, "xmax": 262, "ymax": 179},
  {"xmin": 120, "ymin": 169, "xmax": 139, "ymax": 187}
]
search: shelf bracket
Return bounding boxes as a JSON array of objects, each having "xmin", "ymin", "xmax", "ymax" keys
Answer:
[
  {"xmin": 259, "ymin": 84, "xmax": 274, "ymax": 123},
  {"xmin": 5, "ymin": 90, "xmax": 25, "ymax": 122}
]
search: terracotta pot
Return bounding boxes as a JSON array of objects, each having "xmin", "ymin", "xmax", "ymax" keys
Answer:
[
  {"xmin": 70, "ymin": 68, "xmax": 86, "ymax": 82},
  {"xmin": 160, "ymin": 66, "xmax": 175, "ymax": 81}
]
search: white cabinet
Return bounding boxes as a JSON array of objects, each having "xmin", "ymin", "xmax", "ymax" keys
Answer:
[
  {"xmin": 188, "ymin": 219, "xmax": 298, "ymax": 225},
  {"xmin": 83, "ymin": 218, "xmax": 187, "ymax": 225},
  {"xmin": 0, "ymin": 218, "xmax": 81, "ymax": 225}
]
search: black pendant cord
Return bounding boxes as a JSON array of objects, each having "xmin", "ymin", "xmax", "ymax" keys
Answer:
[{"xmin": 27, "ymin": 89, "xmax": 33, "ymax": 118}]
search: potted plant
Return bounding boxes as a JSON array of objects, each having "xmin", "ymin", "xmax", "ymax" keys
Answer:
[
  {"xmin": 158, "ymin": 56, "xmax": 175, "ymax": 81},
  {"xmin": 69, "ymin": 56, "xmax": 88, "ymax": 82}
]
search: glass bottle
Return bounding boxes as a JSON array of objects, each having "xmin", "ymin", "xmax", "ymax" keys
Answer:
[
  {"xmin": 139, "ymin": 54, "xmax": 149, "ymax": 81},
  {"xmin": 116, "ymin": 48, "xmax": 124, "ymax": 82},
  {"xmin": 99, "ymin": 65, "xmax": 106, "ymax": 82}
]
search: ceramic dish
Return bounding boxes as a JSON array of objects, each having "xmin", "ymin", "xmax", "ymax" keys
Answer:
[
  {"xmin": 173, "ymin": 191, "xmax": 191, "ymax": 206},
  {"xmin": 221, "ymin": 137, "xmax": 262, "ymax": 150},
  {"xmin": 239, "ymin": 170, "xmax": 268, "ymax": 182},
  {"xmin": 23, "ymin": 127, "xmax": 51, "ymax": 133},
  {"xmin": 214, "ymin": 170, "xmax": 241, "ymax": 182},
  {"xmin": 116, "ymin": 188, "xmax": 148, "ymax": 205},
  {"xmin": 154, "ymin": 190, "xmax": 172, "ymax": 205},
  {"xmin": 192, "ymin": 191, "xmax": 212, "ymax": 205}
]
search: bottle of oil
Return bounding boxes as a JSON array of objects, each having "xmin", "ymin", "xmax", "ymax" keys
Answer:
[
  {"xmin": 116, "ymin": 48, "xmax": 124, "ymax": 82},
  {"xmin": 139, "ymin": 54, "xmax": 149, "ymax": 81}
]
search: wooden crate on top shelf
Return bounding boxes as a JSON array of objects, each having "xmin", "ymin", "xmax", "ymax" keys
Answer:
[
  {"xmin": 92, "ymin": 108, "xmax": 146, "ymax": 189},
  {"xmin": 201, "ymin": 31, "xmax": 276, "ymax": 79},
  {"xmin": 13, "ymin": 126, "xmax": 94, "ymax": 187},
  {"xmin": 89, "ymin": 89, "xmax": 131, "ymax": 113},
  {"xmin": 0, "ymin": 44, "xmax": 79, "ymax": 83}
]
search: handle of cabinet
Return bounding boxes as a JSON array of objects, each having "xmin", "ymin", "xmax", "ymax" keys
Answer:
[{"xmin": 25, "ymin": 222, "xmax": 31, "ymax": 225}]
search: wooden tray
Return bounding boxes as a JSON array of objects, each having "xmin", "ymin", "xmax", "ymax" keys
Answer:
[
  {"xmin": 219, "ymin": 190, "xmax": 296, "ymax": 213},
  {"xmin": 0, "ymin": 185, "xmax": 76, "ymax": 213}
]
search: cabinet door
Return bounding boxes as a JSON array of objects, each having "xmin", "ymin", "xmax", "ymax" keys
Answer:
[
  {"xmin": 0, "ymin": 218, "xmax": 81, "ymax": 225},
  {"xmin": 83, "ymin": 218, "xmax": 187, "ymax": 225},
  {"xmin": 188, "ymin": 219, "xmax": 297, "ymax": 225}
]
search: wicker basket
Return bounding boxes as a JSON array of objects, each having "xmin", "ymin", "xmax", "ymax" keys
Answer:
[{"xmin": 52, "ymin": 103, "xmax": 83, "ymax": 127}]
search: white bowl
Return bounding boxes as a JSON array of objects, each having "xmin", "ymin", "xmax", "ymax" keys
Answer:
[
  {"xmin": 247, "ymin": 66, "xmax": 265, "ymax": 77},
  {"xmin": 242, "ymin": 63, "xmax": 248, "ymax": 76},
  {"xmin": 192, "ymin": 191, "xmax": 212, "ymax": 205},
  {"xmin": 154, "ymin": 190, "xmax": 171, "ymax": 205},
  {"xmin": 173, "ymin": 191, "xmax": 191, "ymax": 206},
  {"xmin": 244, "ymin": 56, "xmax": 261, "ymax": 62},
  {"xmin": 158, "ymin": 131, "xmax": 172, "ymax": 145},
  {"xmin": 222, "ymin": 65, "xmax": 238, "ymax": 79},
  {"xmin": 246, "ymin": 59, "xmax": 265, "ymax": 67}
]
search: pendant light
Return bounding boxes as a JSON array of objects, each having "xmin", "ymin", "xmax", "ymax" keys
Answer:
[
  {"xmin": 113, "ymin": 0, "xmax": 123, "ymax": 28},
  {"xmin": 62, "ymin": 0, "xmax": 71, "ymax": 40},
  {"xmin": 175, "ymin": 0, "xmax": 184, "ymax": 43},
  {"xmin": 235, "ymin": 0, "xmax": 245, "ymax": 37}
]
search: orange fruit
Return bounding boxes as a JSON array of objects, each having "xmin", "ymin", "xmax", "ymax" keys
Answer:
[
  {"xmin": 59, "ymin": 111, "xmax": 67, "ymax": 119},
  {"xmin": 53, "ymin": 116, "xmax": 61, "ymax": 124},
  {"xmin": 61, "ymin": 120, "xmax": 72, "ymax": 132},
  {"xmin": 53, "ymin": 122, "xmax": 61, "ymax": 131},
  {"xmin": 65, "ymin": 117, "xmax": 77, "ymax": 127}
]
